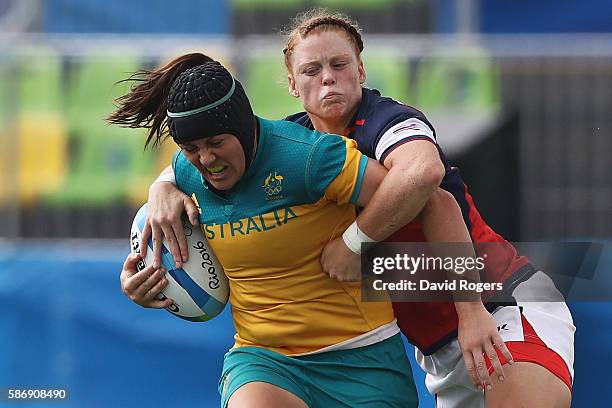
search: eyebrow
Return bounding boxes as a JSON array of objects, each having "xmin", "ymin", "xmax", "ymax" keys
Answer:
[
  {"xmin": 297, "ymin": 53, "xmax": 353, "ymax": 69},
  {"xmin": 297, "ymin": 60, "xmax": 320, "ymax": 70},
  {"xmin": 330, "ymin": 54, "xmax": 352, "ymax": 60}
]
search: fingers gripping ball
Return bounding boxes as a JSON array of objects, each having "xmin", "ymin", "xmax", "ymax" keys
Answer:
[{"xmin": 130, "ymin": 204, "xmax": 228, "ymax": 321}]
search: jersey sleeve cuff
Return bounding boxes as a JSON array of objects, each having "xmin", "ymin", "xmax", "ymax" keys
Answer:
[{"xmin": 349, "ymin": 155, "xmax": 369, "ymax": 205}]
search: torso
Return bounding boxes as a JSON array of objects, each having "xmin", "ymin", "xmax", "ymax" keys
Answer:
[{"xmin": 173, "ymin": 117, "xmax": 395, "ymax": 355}]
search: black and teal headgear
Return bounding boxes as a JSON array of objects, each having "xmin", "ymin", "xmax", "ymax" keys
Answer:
[{"xmin": 167, "ymin": 61, "xmax": 255, "ymax": 166}]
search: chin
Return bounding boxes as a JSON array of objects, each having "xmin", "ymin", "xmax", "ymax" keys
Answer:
[
  {"xmin": 209, "ymin": 181, "xmax": 228, "ymax": 190},
  {"xmin": 210, "ymin": 179, "xmax": 236, "ymax": 191},
  {"xmin": 323, "ymin": 105, "xmax": 348, "ymax": 119}
]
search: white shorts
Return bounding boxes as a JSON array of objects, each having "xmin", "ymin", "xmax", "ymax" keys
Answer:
[{"xmin": 415, "ymin": 271, "xmax": 575, "ymax": 408}]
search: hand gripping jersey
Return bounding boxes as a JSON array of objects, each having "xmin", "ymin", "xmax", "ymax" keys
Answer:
[
  {"xmin": 286, "ymin": 88, "xmax": 535, "ymax": 355},
  {"xmin": 173, "ymin": 117, "xmax": 395, "ymax": 355}
]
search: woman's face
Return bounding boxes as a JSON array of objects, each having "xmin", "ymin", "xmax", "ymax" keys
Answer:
[
  {"xmin": 287, "ymin": 30, "xmax": 366, "ymax": 127},
  {"xmin": 178, "ymin": 134, "xmax": 245, "ymax": 190}
]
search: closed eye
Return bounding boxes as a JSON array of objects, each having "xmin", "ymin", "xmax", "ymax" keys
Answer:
[
  {"xmin": 301, "ymin": 66, "xmax": 320, "ymax": 76},
  {"xmin": 208, "ymin": 138, "xmax": 224, "ymax": 148},
  {"xmin": 180, "ymin": 144, "xmax": 198, "ymax": 154}
]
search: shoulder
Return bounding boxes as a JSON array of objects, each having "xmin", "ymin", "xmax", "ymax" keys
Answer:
[
  {"xmin": 263, "ymin": 118, "xmax": 332, "ymax": 148},
  {"xmin": 355, "ymin": 89, "xmax": 438, "ymax": 161},
  {"xmin": 259, "ymin": 119, "xmax": 348, "ymax": 180},
  {"xmin": 172, "ymin": 150, "xmax": 192, "ymax": 174},
  {"xmin": 172, "ymin": 151, "xmax": 202, "ymax": 192},
  {"xmin": 362, "ymin": 89, "xmax": 435, "ymax": 134}
]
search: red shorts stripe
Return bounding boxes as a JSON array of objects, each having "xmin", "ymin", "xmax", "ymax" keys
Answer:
[{"xmin": 486, "ymin": 314, "xmax": 572, "ymax": 391}]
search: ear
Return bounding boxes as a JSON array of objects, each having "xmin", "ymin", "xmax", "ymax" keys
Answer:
[
  {"xmin": 358, "ymin": 59, "xmax": 366, "ymax": 85},
  {"xmin": 287, "ymin": 74, "xmax": 300, "ymax": 97}
]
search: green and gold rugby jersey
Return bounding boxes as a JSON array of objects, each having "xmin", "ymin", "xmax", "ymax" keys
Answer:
[{"xmin": 173, "ymin": 118, "xmax": 394, "ymax": 355}]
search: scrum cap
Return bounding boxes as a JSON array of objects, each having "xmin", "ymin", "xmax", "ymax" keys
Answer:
[{"xmin": 167, "ymin": 62, "xmax": 255, "ymax": 165}]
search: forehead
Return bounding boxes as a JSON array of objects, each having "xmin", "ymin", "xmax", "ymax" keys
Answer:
[{"xmin": 292, "ymin": 30, "xmax": 358, "ymax": 62}]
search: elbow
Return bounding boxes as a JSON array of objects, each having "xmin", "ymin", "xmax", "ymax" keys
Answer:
[
  {"xmin": 407, "ymin": 160, "xmax": 444, "ymax": 195},
  {"xmin": 388, "ymin": 156, "xmax": 446, "ymax": 197},
  {"xmin": 421, "ymin": 161, "xmax": 445, "ymax": 190}
]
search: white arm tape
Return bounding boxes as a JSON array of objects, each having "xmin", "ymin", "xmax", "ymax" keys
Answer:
[
  {"xmin": 151, "ymin": 168, "xmax": 176, "ymax": 186},
  {"xmin": 342, "ymin": 221, "xmax": 377, "ymax": 255}
]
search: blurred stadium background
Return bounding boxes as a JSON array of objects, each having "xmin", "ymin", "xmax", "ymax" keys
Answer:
[{"xmin": 0, "ymin": 0, "xmax": 610, "ymax": 406}]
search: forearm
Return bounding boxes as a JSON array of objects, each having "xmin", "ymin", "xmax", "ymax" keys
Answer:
[
  {"xmin": 343, "ymin": 142, "xmax": 443, "ymax": 255},
  {"xmin": 420, "ymin": 193, "xmax": 511, "ymax": 387},
  {"xmin": 356, "ymin": 164, "xmax": 438, "ymax": 241},
  {"xmin": 419, "ymin": 189, "xmax": 483, "ymax": 306}
]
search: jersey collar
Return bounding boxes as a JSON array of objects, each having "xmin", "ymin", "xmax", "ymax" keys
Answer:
[{"xmin": 341, "ymin": 87, "xmax": 380, "ymax": 137}]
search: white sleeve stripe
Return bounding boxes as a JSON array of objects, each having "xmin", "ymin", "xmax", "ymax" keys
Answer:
[{"xmin": 374, "ymin": 118, "xmax": 435, "ymax": 161}]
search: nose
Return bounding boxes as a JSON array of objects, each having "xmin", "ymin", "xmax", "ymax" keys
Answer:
[
  {"xmin": 321, "ymin": 66, "xmax": 336, "ymax": 86},
  {"xmin": 198, "ymin": 148, "xmax": 216, "ymax": 167}
]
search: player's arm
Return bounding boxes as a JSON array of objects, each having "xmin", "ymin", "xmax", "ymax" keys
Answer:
[
  {"xmin": 321, "ymin": 143, "xmax": 444, "ymax": 279},
  {"xmin": 324, "ymin": 157, "xmax": 457, "ymax": 278},
  {"xmin": 341, "ymin": 149, "xmax": 513, "ymax": 389},
  {"xmin": 143, "ymin": 165, "xmax": 200, "ymax": 269},
  {"xmin": 417, "ymin": 188, "xmax": 514, "ymax": 390},
  {"xmin": 355, "ymin": 140, "xmax": 444, "ymax": 239},
  {"xmin": 325, "ymin": 154, "xmax": 513, "ymax": 389}
]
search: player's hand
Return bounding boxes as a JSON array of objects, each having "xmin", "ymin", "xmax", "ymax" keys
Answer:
[
  {"xmin": 120, "ymin": 252, "xmax": 174, "ymax": 309},
  {"xmin": 456, "ymin": 302, "xmax": 514, "ymax": 392},
  {"xmin": 141, "ymin": 181, "xmax": 200, "ymax": 269},
  {"xmin": 321, "ymin": 237, "xmax": 362, "ymax": 281}
]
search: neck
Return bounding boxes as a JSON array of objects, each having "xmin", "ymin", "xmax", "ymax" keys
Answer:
[
  {"xmin": 309, "ymin": 116, "xmax": 347, "ymax": 135},
  {"xmin": 308, "ymin": 103, "xmax": 360, "ymax": 136}
]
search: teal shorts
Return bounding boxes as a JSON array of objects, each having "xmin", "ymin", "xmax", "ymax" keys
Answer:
[{"xmin": 218, "ymin": 333, "xmax": 418, "ymax": 407}]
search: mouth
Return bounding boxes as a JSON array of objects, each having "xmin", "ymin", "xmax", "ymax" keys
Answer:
[
  {"xmin": 204, "ymin": 165, "xmax": 228, "ymax": 179},
  {"xmin": 323, "ymin": 92, "xmax": 342, "ymax": 100}
]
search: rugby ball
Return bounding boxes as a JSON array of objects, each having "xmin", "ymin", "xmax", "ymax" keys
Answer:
[{"xmin": 130, "ymin": 203, "xmax": 228, "ymax": 322}]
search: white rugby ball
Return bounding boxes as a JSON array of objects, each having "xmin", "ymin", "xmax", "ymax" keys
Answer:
[{"xmin": 130, "ymin": 203, "xmax": 228, "ymax": 322}]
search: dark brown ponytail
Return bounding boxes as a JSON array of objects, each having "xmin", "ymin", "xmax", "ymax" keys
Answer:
[{"xmin": 107, "ymin": 53, "xmax": 214, "ymax": 148}]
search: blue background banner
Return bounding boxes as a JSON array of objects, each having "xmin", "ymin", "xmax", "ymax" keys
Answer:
[
  {"xmin": 1, "ymin": 242, "xmax": 610, "ymax": 407},
  {"xmin": 43, "ymin": 0, "xmax": 229, "ymax": 34}
]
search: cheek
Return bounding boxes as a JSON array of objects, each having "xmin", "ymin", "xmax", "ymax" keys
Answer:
[
  {"xmin": 230, "ymin": 146, "xmax": 246, "ymax": 174},
  {"xmin": 342, "ymin": 78, "xmax": 361, "ymax": 100},
  {"xmin": 303, "ymin": 84, "xmax": 323, "ymax": 104},
  {"xmin": 298, "ymin": 77, "xmax": 318, "ymax": 93},
  {"xmin": 340, "ymin": 70, "xmax": 360, "ymax": 87}
]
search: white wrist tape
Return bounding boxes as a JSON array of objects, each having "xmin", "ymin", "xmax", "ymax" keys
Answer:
[
  {"xmin": 151, "ymin": 170, "xmax": 176, "ymax": 186},
  {"xmin": 342, "ymin": 221, "xmax": 377, "ymax": 255}
]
